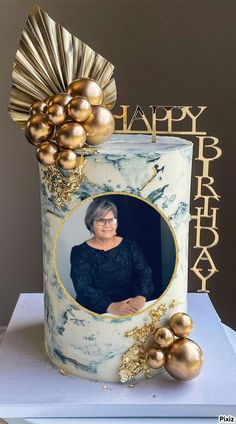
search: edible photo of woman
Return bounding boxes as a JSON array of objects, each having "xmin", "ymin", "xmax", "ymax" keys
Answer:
[{"xmin": 56, "ymin": 193, "xmax": 177, "ymax": 316}]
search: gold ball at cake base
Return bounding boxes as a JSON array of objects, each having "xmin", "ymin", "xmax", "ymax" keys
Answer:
[
  {"xmin": 83, "ymin": 105, "xmax": 115, "ymax": 145},
  {"xmin": 26, "ymin": 113, "xmax": 54, "ymax": 142},
  {"xmin": 145, "ymin": 347, "xmax": 166, "ymax": 369},
  {"xmin": 57, "ymin": 149, "xmax": 78, "ymax": 170},
  {"xmin": 48, "ymin": 93, "xmax": 72, "ymax": 107},
  {"xmin": 56, "ymin": 122, "xmax": 86, "ymax": 150},
  {"xmin": 36, "ymin": 141, "xmax": 59, "ymax": 166},
  {"xmin": 154, "ymin": 327, "xmax": 175, "ymax": 348},
  {"xmin": 165, "ymin": 338, "xmax": 203, "ymax": 381},
  {"xmin": 67, "ymin": 78, "xmax": 103, "ymax": 105},
  {"xmin": 29, "ymin": 100, "xmax": 47, "ymax": 116},
  {"xmin": 169, "ymin": 313, "xmax": 193, "ymax": 338},
  {"xmin": 46, "ymin": 104, "xmax": 67, "ymax": 125},
  {"xmin": 67, "ymin": 96, "xmax": 92, "ymax": 123}
]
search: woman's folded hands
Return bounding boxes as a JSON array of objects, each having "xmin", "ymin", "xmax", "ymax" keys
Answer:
[{"xmin": 107, "ymin": 295, "xmax": 146, "ymax": 315}]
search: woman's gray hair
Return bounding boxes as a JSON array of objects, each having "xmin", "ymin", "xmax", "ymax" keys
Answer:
[{"xmin": 85, "ymin": 199, "xmax": 118, "ymax": 232}]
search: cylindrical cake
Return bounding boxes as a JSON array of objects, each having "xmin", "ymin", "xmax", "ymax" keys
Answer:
[{"xmin": 40, "ymin": 134, "xmax": 193, "ymax": 382}]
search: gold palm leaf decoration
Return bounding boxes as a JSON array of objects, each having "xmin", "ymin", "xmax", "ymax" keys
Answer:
[{"xmin": 8, "ymin": 4, "xmax": 117, "ymax": 129}]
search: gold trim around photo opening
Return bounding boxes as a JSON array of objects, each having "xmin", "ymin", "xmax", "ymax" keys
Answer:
[{"xmin": 53, "ymin": 191, "xmax": 179, "ymax": 320}]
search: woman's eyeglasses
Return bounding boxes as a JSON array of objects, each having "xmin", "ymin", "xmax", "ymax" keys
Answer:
[{"xmin": 94, "ymin": 218, "xmax": 117, "ymax": 226}]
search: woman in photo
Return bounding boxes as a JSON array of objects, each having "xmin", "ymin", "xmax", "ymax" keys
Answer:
[{"xmin": 70, "ymin": 199, "xmax": 154, "ymax": 315}]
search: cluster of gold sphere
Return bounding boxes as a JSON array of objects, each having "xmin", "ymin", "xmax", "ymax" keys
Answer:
[
  {"xmin": 25, "ymin": 78, "xmax": 115, "ymax": 170},
  {"xmin": 145, "ymin": 312, "xmax": 203, "ymax": 381}
]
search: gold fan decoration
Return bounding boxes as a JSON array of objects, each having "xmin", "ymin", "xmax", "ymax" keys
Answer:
[
  {"xmin": 8, "ymin": 4, "xmax": 117, "ymax": 203},
  {"xmin": 8, "ymin": 4, "xmax": 116, "ymax": 128}
]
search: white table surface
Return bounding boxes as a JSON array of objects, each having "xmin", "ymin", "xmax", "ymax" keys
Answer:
[{"xmin": 0, "ymin": 293, "xmax": 235, "ymax": 422}]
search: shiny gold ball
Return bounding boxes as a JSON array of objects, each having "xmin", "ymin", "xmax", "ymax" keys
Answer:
[
  {"xmin": 46, "ymin": 104, "xmax": 67, "ymax": 125},
  {"xmin": 165, "ymin": 338, "xmax": 203, "ymax": 381},
  {"xmin": 57, "ymin": 149, "xmax": 78, "ymax": 170},
  {"xmin": 154, "ymin": 327, "xmax": 175, "ymax": 348},
  {"xmin": 56, "ymin": 122, "xmax": 86, "ymax": 150},
  {"xmin": 29, "ymin": 100, "xmax": 47, "ymax": 116},
  {"xmin": 67, "ymin": 78, "xmax": 103, "ymax": 105},
  {"xmin": 145, "ymin": 347, "xmax": 166, "ymax": 369},
  {"xmin": 25, "ymin": 129, "xmax": 41, "ymax": 147},
  {"xmin": 48, "ymin": 93, "xmax": 72, "ymax": 107},
  {"xmin": 44, "ymin": 97, "xmax": 51, "ymax": 105},
  {"xmin": 36, "ymin": 141, "xmax": 59, "ymax": 166},
  {"xmin": 169, "ymin": 313, "xmax": 193, "ymax": 338},
  {"xmin": 26, "ymin": 113, "xmax": 54, "ymax": 142},
  {"xmin": 67, "ymin": 96, "xmax": 92, "ymax": 123},
  {"xmin": 83, "ymin": 105, "xmax": 115, "ymax": 145}
]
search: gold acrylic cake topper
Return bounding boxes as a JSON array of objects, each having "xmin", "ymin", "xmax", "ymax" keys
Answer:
[
  {"xmin": 113, "ymin": 105, "xmax": 222, "ymax": 294},
  {"xmin": 114, "ymin": 105, "xmax": 207, "ymax": 142}
]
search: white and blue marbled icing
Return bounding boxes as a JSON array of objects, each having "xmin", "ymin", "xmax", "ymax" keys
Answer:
[{"xmin": 39, "ymin": 134, "xmax": 193, "ymax": 382}]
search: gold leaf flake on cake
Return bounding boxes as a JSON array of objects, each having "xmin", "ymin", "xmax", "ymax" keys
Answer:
[
  {"xmin": 59, "ymin": 368, "xmax": 70, "ymax": 376},
  {"xmin": 8, "ymin": 4, "xmax": 117, "ymax": 128},
  {"xmin": 119, "ymin": 344, "xmax": 152, "ymax": 383},
  {"xmin": 42, "ymin": 165, "xmax": 85, "ymax": 207},
  {"xmin": 125, "ymin": 324, "xmax": 152, "ymax": 344}
]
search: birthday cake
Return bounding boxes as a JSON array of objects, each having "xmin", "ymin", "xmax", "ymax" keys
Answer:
[
  {"xmin": 41, "ymin": 133, "xmax": 193, "ymax": 382},
  {"xmin": 8, "ymin": 5, "xmax": 203, "ymax": 383}
]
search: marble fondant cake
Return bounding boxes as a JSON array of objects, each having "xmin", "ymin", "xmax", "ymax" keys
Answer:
[{"xmin": 40, "ymin": 133, "xmax": 193, "ymax": 382}]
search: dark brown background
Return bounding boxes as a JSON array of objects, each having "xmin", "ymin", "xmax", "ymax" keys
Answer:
[{"xmin": 0, "ymin": 0, "xmax": 235, "ymax": 329}]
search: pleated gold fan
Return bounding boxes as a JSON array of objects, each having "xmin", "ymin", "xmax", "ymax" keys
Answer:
[{"xmin": 8, "ymin": 4, "xmax": 117, "ymax": 129}]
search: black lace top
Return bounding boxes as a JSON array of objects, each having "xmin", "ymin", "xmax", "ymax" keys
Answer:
[{"xmin": 70, "ymin": 238, "xmax": 154, "ymax": 314}]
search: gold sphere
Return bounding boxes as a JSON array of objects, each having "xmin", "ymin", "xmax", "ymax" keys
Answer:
[
  {"xmin": 44, "ymin": 97, "xmax": 51, "ymax": 105},
  {"xmin": 36, "ymin": 141, "xmax": 59, "ymax": 166},
  {"xmin": 165, "ymin": 338, "xmax": 203, "ymax": 381},
  {"xmin": 67, "ymin": 78, "xmax": 103, "ymax": 105},
  {"xmin": 25, "ymin": 129, "xmax": 41, "ymax": 147},
  {"xmin": 83, "ymin": 105, "xmax": 115, "ymax": 145},
  {"xmin": 67, "ymin": 96, "xmax": 92, "ymax": 123},
  {"xmin": 169, "ymin": 313, "xmax": 193, "ymax": 338},
  {"xmin": 26, "ymin": 113, "xmax": 54, "ymax": 142},
  {"xmin": 46, "ymin": 104, "xmax": 67, "ymax": 125},
  {"xmin": 29, "ymin": 100, "xmax": 47, "ymax": 116},
  {"xmin": 145, "ymin": 347, "xmax": 166, "ymax": 369},
  {"xmin": 154, "ymin": 327, "xmax": 175, "ymax": 348},
  {"xmin": 57, "ymin": 149, "xmax": 78, "ymax": 170},
  {"xmin": 56, "ymin": 122, "xmax": 86, "ymax": 150},
  {"xmin": 48, "ymin": 93, "xmax": 72, "ymax": 107}
]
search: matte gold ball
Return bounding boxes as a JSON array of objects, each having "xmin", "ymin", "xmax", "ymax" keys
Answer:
[
  {"xmin": 57, "ymin": 149, "xmax": 78, "ymax": 170},
  {"xmin": 67, "ymin": 78, "xmax": 103, "ymax": 105},
  {"xmin": 26, "ymin": 113, "xmax": 54, "ymax": 142},
  {"xmin": 165, "ymin": 338, "xmax": 203, "ymax": 381},
  {"xmin": 48, "ymin": 93, "xmax": 72, "ymax": 107},
  {"xmin": 145, "ymin": 347, "xmax": 166, "ymax": 369},
  {"xmin": 29, "ymin": 100, "xmax": 47, "ymax": 116},
  {"xmin": 169, "ymin": 313, "xmax": 193, "ymax": 338},
  {"xmin": 154, "ymin": 327, "xmax": 175, "ymax": 348},
  {"xmin": 36, "ymin": 141, "xmax": 59, "ymax": 166},
  {"xmin": 83, "ymin": 105, "xmax": 115, "ymax": 145},
  {"xmin": 67, "ymin": 96, "xmax": 92, "ymax": 123},
  {"xmin": 56, "ymin": 122, "xmax": 86, "ymax": 150},
  {"xmin": 46, "ymin": 104, "xmax": 67, "ymax": 125}
]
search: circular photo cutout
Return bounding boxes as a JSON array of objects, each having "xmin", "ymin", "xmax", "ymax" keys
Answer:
[{"xmin": 55, "ymin": 193, "xmax": 178, "ymax": 317}]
